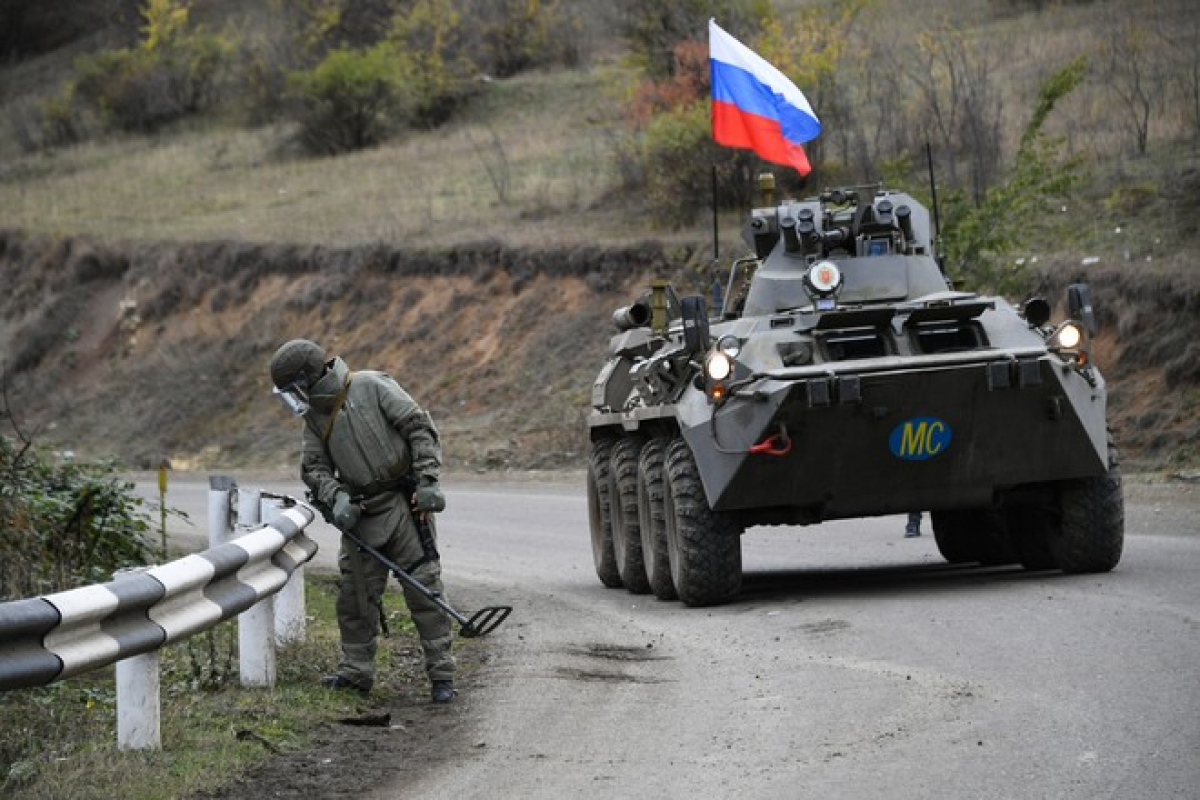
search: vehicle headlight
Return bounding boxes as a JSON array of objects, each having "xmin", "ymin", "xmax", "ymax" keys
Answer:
[
  {"xmin": 716, "ymin": 335, "xmax": 741, "ymax": 359},
  {"xmin": 1050, "ymin": 322, "xmax": 1084, "ymax": 350},
  {"xmin": 706, "ymin": 351, "xmax": 733, "ymax": 381}
]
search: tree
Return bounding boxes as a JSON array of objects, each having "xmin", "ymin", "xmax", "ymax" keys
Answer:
[
  {"xmin": 905, "ymin": 25, "xmax": 1004, "ymax": 206},
  {"xmin": 940, "ymin": 58, "xmax": 1087, "ymax": 294},
  {"xmin": 617, "ymin": 0, "xmax": 770, "ymax": 80}
]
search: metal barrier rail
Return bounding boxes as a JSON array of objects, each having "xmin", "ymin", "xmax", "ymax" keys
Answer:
[{"xmin": 0, "ymin": 501, "xmax": 316, "ymax": 692}]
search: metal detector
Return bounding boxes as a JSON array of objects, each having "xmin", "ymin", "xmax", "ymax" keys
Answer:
[
  {"xmin": 266, "ymin": 491, "xmax": 511, "ymax": 638},
  {"xmin": 337, "ymin": 524, "xmax": 511, "ymax": 638}
]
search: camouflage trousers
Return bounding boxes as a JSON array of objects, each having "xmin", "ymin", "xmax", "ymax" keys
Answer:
[{"xmin": 333, "ymin": 492, "xmax": 455, "ymax": 686}]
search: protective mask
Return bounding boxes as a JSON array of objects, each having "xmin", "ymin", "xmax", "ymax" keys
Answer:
[{"xmin": 273, "ymin": 382, "xmax": 311, "ymax": 416}]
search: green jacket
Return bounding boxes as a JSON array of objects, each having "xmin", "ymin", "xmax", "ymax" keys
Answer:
[{"xmin": 300, "ymin": 357, "xmax": 441, "ymax": 509}]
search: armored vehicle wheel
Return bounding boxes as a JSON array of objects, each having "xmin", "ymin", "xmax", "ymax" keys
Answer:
[
  {"xmin": 931, "ymin": 509, "xmax": 1017, "ymax": 566},
  {"xmin": 609, "ymin": 436, "xmax": 651, "ymax": 594},
  {"xmin": 931, "ymin": 510, "xmax": 977, "ymax": 564},
  {"xmin": 1006, "ymin": 503, "xmax": 1057, "ymax": 571},
  {"xmin": 663, "ymin": 438, "xmax": 742, "ymax": 607},
  {"xmin": 1049, "ymin": 439, "xmax": 1124, "ymax": 573},
  {"xmin": 636, "ymin": 437, "xmax": 676, "ymax": 601},
  {"xmin": 587, "ymin": 438, "xmax": 622, "ymax": 588}
]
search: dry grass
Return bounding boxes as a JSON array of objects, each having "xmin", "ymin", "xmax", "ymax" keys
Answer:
[
  {"xmin": 1, "ymin": 0, "xmax": 1196, "ymax": 253},
  {"xmin": 0, "ymin": 66, "xmax": 652, "ymax": 249}
]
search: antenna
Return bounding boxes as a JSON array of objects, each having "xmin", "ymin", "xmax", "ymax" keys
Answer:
[{"xmin": 925, "ymin": 142, "xmax": 941, "ymax": 238}]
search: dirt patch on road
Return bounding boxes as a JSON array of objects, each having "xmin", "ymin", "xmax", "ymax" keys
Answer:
[{"xmin": 197, "ymin": 646, "xmax": 492, "ymax": 800}]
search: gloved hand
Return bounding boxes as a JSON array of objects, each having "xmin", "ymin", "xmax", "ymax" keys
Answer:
[
  {"xmin": 413, "ymin": 480, "xmax": 446, "ymax": 513},
  {"xmin": 332, "ymin": 490, "xmax": 361, "ymax": 530}
]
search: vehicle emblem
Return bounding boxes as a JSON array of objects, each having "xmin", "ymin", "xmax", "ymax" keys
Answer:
[{"xmin": 889, "ymin": 417, "xmax": 952, "ymax": 460}]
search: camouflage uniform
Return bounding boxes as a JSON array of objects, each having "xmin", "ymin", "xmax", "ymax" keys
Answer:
[{"xmin": 300, "ymin": 355, "xmax": 455, "ymax": 690}]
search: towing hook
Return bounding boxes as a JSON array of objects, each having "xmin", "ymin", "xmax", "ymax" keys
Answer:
[{"xmin": 749, "ymin": 425, "xmax": 792, "ymax": 456}]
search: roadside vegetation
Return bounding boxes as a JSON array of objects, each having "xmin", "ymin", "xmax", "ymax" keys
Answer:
[
  {"xmin": 0, "ymin": 571, "xmax": 445, "ymax": 800},
  {"xmin": 0, "ymin": 398, "xmax": 455, "ymax": 799},
  {"xmin": 0, "ymin": 397, "xmax": 153, "ymax": 600}
]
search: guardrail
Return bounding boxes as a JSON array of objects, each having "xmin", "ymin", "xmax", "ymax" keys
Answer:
[{"xmin": 0, "ymin": 478, "xmax": 319, "ymax": 749}]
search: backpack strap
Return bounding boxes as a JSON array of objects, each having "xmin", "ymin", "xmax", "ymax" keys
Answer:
[{"xmin": 323, "ymin": 373, "xmax": 353, "ymax": 447}]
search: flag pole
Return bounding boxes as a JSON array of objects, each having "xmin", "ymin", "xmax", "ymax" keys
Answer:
[{"xmin": 711, "ymin": 164, "xmax": 719, "ymax": 263}]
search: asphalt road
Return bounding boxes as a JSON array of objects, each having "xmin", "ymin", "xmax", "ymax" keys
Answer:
[{"xmin": 136, "ymin": 472, "xmax": 1200, "ymax": 800}]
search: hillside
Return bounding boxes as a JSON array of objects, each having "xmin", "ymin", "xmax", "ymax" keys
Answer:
[
  {"xmin": 0, "ymin": 231, "xmax": 693, "ymax": 472},
  {"xmin": 0, "ymin": 0, "xmax": 1197, "ymax": 474}
]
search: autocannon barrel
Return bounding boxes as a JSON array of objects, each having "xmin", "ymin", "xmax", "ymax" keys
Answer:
[{"xmin": 612, "ymin": 302, "xmax": 652, "ymax": 331}]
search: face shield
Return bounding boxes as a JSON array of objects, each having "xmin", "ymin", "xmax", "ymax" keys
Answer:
[{"xmin": 273, "ymin": 381, "xmax": 311, "ymax": 416}]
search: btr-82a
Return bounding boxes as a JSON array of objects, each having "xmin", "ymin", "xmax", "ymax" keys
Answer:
[{"xmin": 587, "ymin": 181, "xmax": 1122, "ymax": 606}]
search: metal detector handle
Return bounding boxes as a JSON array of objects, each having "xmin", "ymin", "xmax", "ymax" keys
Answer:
[{"xmin": 338, "ymin": 524, "xmax": 511, "ymax": 638}]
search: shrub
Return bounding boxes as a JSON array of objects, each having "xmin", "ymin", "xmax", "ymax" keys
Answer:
[
  {"xmin": 618, "ymin": 0, "xmax": 771, "ymax": 80},
  {"xmin": 467, "ymin": 0, "xmax": 579, "ymax": 78},
  {"xmin": 388, "ymin": 0, "xmax": 478, "ymax": 128},
  {"xmin": 71, "ymin": 0, "xmax": 232, "ymax": 134},
  {"xmin": 0, "ymin": 436, "xmax": 153, "ymax": 600},
  {"xmin": 642, "ymin": 102, "xmax": 722, "ymax": 227},
  {"xmin": 287, "ymin": 43, "xmax": 407, "ymax": 154}
]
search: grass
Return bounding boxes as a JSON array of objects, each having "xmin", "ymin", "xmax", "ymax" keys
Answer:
[
  {"xmin": 0, "ymin": 66, "xmax": 649, "ymax": 250},
  {"xmin": 0, "ymin": 574, "xmax": 440, "ymax": 800},
  {"xmin": 1, "ymin": 1, "xmax": 1196, "ymax": 256}
]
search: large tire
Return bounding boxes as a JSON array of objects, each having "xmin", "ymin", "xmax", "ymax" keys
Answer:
[
  {"xmin": 1050, "ymin": 438, "xmax": 1124, "ymax": 573},
  {"xmin": 663, "ymin": 437, "xmax": 742, "ymax": 607},
  {"xmin": 1006, "ymin": 501, "xmax": 1057, "ymax": 571},
  {"xmin": 636, "ymin": 437, "xmax": 676, "ymax": 601},
  {"xmin": 609, "ymin": 436, "xmax": 651, "ymax": 594},
  {"xmin": 587, "ymin": 438, "xmax": 622, "ymax": 588},
  {"xmin": 931, "ymin": 509, "xmax": 1017, "ymax": 566},
  {"xmin": 931, "ymin": 510, "xmax": 976, "ymax": 564}
]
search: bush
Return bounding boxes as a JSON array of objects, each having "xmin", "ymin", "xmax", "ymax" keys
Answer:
[
  {"xmin": 467, "ymin": 0, "xmax": 579, "ymax": 78},
  {"xmin": 287, "ymin": 43, "xmax": 407, "ymax": 154},
  {"xmin": 642, "ymin": 102, "xmax": 721, "ymax": 227},
  {"xmin": 389, "ymin": 0, "xmax": 478, "ymax": 128},
  {"xmin": 0, "ymin": 436, "xmax": 153, "ymax": 600},
  {"xmin": 70, "ymin": 0, "xmax": 231, "ymax": 134},
  {"xmin": 619, "ymin": 0, "xmax": 770, "ymax": 80},
  {"xmin": 639, "ymin": 101, "xmax": 767, "ymax": 228}
]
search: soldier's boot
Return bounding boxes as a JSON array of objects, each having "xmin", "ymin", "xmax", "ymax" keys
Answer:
[
  {"xmin": 431, "ymin": 680, "xmax": 456, "ymax": 703},
  {"xmin": 322, "ymin": 673, "xmax": 372, "ymax": 695}
]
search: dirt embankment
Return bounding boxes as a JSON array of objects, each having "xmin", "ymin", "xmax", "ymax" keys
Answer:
[
  {"xmin": 0, "ymin": 229, "xmax": 1195, "ymax": 472},
  {"xmin": 0, "ymin": 230, "xmax": 699, "ymax": 472}
]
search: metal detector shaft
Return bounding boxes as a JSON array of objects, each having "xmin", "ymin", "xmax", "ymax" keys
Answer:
[{"xmin": 339, "ymin": 526, "xmax": 511, "ymax": 638}]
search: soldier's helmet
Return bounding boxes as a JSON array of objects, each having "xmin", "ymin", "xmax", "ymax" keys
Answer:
[{"xmin": 270, "ymin": 339, "xmax": 328, "ymax": 390}]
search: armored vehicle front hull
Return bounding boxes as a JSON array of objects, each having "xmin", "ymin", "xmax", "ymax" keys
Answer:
[
  {"xmin": 674, "ymin": 347, "xmax": 1108, "ymax": 523},
  {"xmin": 586, "ymin": 184, "xmax": 1123, "ymax": 607}
]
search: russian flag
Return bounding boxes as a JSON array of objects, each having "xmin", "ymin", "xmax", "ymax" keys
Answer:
[{"xmin": 709, "ymin": 19, "xmax": 821, "ymax": 175}]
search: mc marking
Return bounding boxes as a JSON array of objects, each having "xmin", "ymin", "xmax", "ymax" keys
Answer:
[{"xmin": 889, "ymin": 418, "xmax": 953, "ymax": 461}]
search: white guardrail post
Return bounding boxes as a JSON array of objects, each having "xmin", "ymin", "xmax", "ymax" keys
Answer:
[
  {"xmin": 116, "ymin": 648, "xmax": 160, "ymax": 750},
  {"xmin": 235, "ymin": 485, "xmax": 275, "ymax": 687},
  {"xmin": 264, "ymin": 498, "xmax": 307, "ymax": 645},
  {"xmin": 110, "ymin": 477, "xmax": 315, "ymax": 749}
]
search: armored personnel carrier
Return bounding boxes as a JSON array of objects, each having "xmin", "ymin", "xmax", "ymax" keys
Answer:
[{"xmin": 587, "ymin": 180, "xmax": 1123, "ymax": 607}]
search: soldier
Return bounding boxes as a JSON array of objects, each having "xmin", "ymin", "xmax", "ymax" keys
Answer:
[{"xmin": 269, "ymin": 339, "xmax": 456, "ymax": 703}]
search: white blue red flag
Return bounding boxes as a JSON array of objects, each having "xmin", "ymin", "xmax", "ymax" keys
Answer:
[{"xmin": 709, "ymin": 19, "xmax": 821, "ymax": 175}]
